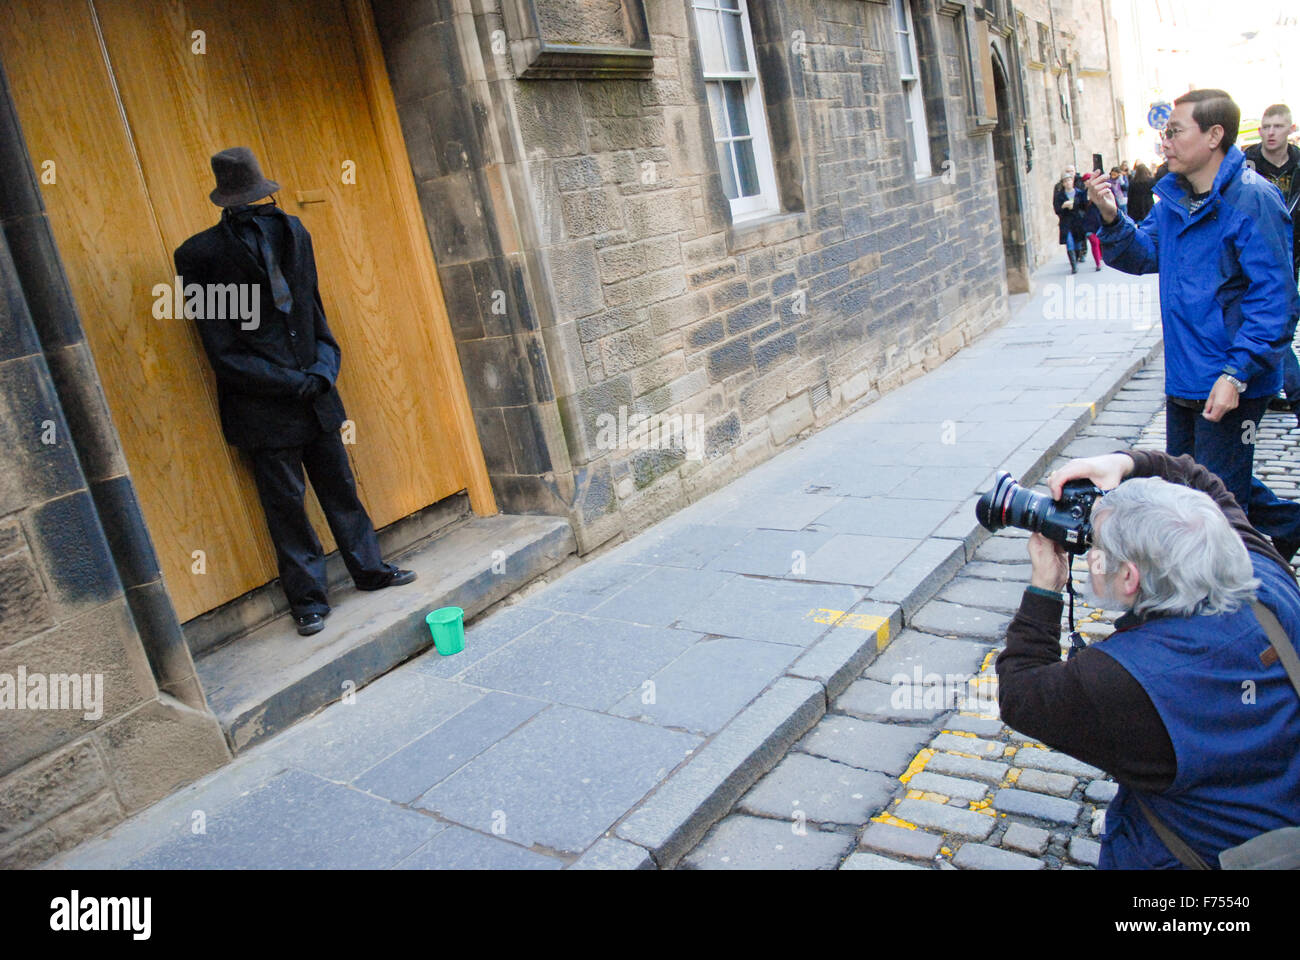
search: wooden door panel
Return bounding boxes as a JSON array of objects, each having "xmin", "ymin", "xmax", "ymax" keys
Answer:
[
  {"xmin": 0, "ymin": 0, "xmax": 277, "ymax": 619},
  {"xmin": 226, "ymin": 0, "xmax": 467, "ymax": 522},
  {"xmin": 1, "ymin": 0, "xmax": 480, "ymax": 621}
]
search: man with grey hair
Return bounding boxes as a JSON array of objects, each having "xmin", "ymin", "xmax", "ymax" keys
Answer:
[{"xmin": 998, "ymin": 448, "xmax": 1300, "ymax": 869}]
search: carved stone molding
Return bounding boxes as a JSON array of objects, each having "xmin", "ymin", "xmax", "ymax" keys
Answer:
[{"xmin": 500, "ymin": 0, "xmax": 654, "ymax": 80}]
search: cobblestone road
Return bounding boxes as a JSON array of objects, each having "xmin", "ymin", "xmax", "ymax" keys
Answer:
[{"xmin": 679, "ymin": 353, "xmax": 1300, "ymax": 869}]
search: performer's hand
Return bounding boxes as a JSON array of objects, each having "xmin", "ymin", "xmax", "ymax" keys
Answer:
[
  {"xmin": 1202, "ymin": 377, "xmax": 1240, "ymax": 423},
  {"xmin": 296, "ymin": 374, "xmax": 327, "ymax": 399},
  {"xmin": 1027, "ymin": 533, "xmax": 1070, "ymax": 593}
]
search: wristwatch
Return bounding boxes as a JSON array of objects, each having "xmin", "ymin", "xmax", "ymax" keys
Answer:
[{"xmin": 1220, "ymin": 373, "xmax": 1247, "ymax": 393}]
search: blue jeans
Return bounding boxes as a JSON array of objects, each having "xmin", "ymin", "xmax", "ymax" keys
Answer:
[{"xmin": 1165, "ymin": 397, "xmax": 1300, "ymax": 544}]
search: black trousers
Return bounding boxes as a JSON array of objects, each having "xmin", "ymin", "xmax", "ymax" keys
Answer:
[{"xmin": 244, "ymin": 429, "xmax": 395, "ymax": 617}]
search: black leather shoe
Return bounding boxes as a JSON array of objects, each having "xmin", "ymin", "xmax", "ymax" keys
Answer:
[
  {"xmin": 357, "ymin": 568, "xmax": 417, "ymax": 591},
  {"xmin": 295, "ymin": 613, "xmax": 326, "ymax": 636}
]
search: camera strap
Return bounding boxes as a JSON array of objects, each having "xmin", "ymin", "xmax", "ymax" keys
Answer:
[{"xmin": 1065, "ymin": 574, "xmax": 1087, "ymax": 659}]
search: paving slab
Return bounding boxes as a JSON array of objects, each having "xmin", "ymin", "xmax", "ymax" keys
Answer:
[
  {"xmin": 839, "ymin": 851, "xmax": 927, "ymax": 870},
  {"xmin": 707, "ymin": 528, "xmax": 837, "ymax": 577},
  {"xmin": 863, "ymin": 629, "xmax": 994, "ymax": 685},
  {"xmin": 867, "ymin": 536, "xmax": 967, "ymax": 618},
  {"xmin": 737, "ymin": 753, "xmax": 896, "ymax": 825},
  {"xmin": 992, "ymin": 788, "xmax": 1083, "ymax": 825},
  {"xmin": 615, "ymin": 677, "xmax": 825, "ymax": 866},
  {"xmin": 795, "ymin": 715, "xmax": 932, "ymax": 775},
  {"xmin": 395, "ymin": 825, "xmax": 565, "ymax": 870},
  {"xmin": 354, "ymin": 692, "xmax": 548, "ymax": 803},
  {"xmin": 1012, "ymin": 748, "xmax": 1105, "ymax": 779},
  {"xmin": 610, "ymin": 635, "xmax": 801, "ymax": 735},
  {"xmin": 893, "ymin": 799, "xmax": 996, "ymax": 839},
  {"xmin": 675, "ymin": 575, "xmax": 864, "ymax": 646},
  {"xmin": 520, "ymin": 561, "xmax": 654, "ymax": 614},
  {"xmin": 567, "ymin": 837, "xmax": 657, "ymax": 870},
  {"xmin": 909, "ymin": 601, "xmax": 1011, "ymax": 641},
  {"xmin": 937, "ymin": 577, "xmax": 1029, "ymax": 615},
  {"xmin": 680, "ymin": 815, "xmax": 856, "ymax": 869},
  {"xmin": 458, "ymin": 614, "xmax": 699, "ymax": 711},
  {"xmin": 252, "ymin": 671, "xmax": 485, "ymax": 783},
  {"xmin": 859, "ymin": 821, "xmax": 943, "ymax": 861},
  {"xmin": 415, "ymin": 705, "xmax": 701, "ymax": 854},
  {"xmin": 1001, "ymin": 822, "xmax": 1050, "ymax": 855},
  {"xmin": 835, "ymin": 677, "xmax": 952, "ymax": 723},
  {"xmin": 812, "ymin": 497, "xmax": 960, "ymax": 540},
  {"xmin": 588, "ymin": 565, "xmax": 735, "ymax": 627},
  {"xmin": 924, "ymin": 752, "xmax": 1009, "ymax": 783},
  {"xmin": 952, "ymin": 842, "xmax": 1045, "ymax": 870},
  {"xmin": 801, "ymin": 534, "xmax": 926, "ymax": 587},
  {"xmin": 124, "ymin": 769, "xmax": 443, "ymax": 869}
]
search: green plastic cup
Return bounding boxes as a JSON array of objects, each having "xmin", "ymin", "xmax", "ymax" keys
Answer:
[{"xmin": 425, "ymin": 606, "xmax": 465, "ymax": 656}]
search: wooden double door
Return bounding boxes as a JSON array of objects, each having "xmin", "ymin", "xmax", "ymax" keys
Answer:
[{"xmin": 1, "ymin": 0, "xmax": 494, "ymax": 621}]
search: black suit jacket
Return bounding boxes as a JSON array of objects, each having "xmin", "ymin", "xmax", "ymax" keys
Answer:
[{"xmin": 174, "ymin": 208, "xmax": 347, "ymax": 449}]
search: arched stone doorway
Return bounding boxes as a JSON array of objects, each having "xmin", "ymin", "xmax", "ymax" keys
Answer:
[{"xmin": 990, "ymin": 47, "xmax": 1030, "ymax": 294}]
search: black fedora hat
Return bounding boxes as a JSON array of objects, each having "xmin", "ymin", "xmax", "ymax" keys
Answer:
[{"xmin": 209, "ymin": 146, "xmax": 280, "ymax": 207}]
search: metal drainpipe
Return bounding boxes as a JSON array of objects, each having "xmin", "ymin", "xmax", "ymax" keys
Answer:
[{"xmin": 1100, "ymin": 0, "xmax": 1121, "ymax": 167}]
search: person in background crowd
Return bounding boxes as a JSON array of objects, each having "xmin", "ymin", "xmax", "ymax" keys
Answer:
[
  {"xmin": 1244, "ymin": 103, "xmax": 1300, "ymax": 420},
  {"xmin": 1126, "ymin": 163, "xmax": 1156, "ymax": 223},
  {"xmin": 1081, "ymin": 172, "xmax": 1104, "ymax": 271},
  {"xmin": 1111, "ymin": 165, "xmax": 1129, "ymax": 218},
  {"xmin": 1054, "ymin": 165, "xmax": 1088, "ymax": 274}
]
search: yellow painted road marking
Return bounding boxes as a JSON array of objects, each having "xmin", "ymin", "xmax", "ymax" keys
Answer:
[
  {"xmin": 805, "ymin": 609, "xmax": 890, "ymax": 650},
  {"xmin": 872, "ymin": 812, "xmax": 917, "ymax": 830},
  {"xmin": 1056, "ymin": 401, "xmax": 1097, "ymax": 419},
  {"xmin": 899, "ymin": 748, "xmax": 934, "ymax": 784}
]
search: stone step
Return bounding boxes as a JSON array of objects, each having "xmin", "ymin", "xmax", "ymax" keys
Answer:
[{"xmin": 195, "ymin": 513, "xmax": 576, "ymax": 752}]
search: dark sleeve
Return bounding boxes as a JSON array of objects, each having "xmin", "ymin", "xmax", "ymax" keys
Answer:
[
  {"xmin": 1124, "ymin": 448, "xmax": 1293, "ymax": 573},
  {"xmin": 306, "ymin": 285, "xmax": 342, "ymax": 387},
  {"xmin": 997, "ymin": 589, "xmax": 1176, "ymax": 791},
  {"xmin": 175, "ymin": 246, "xmax": 310, "ymax": 398}
]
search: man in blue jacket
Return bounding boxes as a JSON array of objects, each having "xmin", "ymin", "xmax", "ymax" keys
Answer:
[{"xmin": 1088, "ymin": 89, "xmax": 1300, "ymax": 559}]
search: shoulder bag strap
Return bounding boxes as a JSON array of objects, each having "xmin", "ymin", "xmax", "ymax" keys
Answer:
[
  {"xmin": 1134, "ymin": 796, "xmax": 1211, "ymax": 870},
  {"xmin": 1250, "ymin": 600, "xmax": 1300, "ymax": 698}
]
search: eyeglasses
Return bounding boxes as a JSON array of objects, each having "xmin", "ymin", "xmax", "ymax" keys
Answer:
[{"xmin": 1160, "ymin": 125, "xmax": 1186, "ymax": 141}]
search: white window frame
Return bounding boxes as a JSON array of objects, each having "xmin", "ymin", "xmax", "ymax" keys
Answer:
[
  {"xmin": 894, "ymin": 0, "xmax": 932, "ymax": 179},
  {"xmin": 693, "ymin": 0, "xmax": 780, "ymax": 223}
]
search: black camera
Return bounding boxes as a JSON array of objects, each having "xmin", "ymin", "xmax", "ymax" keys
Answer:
[{"xmin": 975, "ymin": 471, "xmax": 1104, "ymax": 554}]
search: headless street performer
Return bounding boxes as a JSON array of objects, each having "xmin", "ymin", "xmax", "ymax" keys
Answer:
[{"xmin": 174, "ymin": 147, "xmax": 415, "ymax": 637}]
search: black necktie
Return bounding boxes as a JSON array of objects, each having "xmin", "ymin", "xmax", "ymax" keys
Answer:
[{"xmin": 230, "ymin": 206, "xmax": 293, "ymax": 314}]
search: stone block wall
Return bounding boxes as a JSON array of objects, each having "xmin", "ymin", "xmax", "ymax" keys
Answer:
[
  {"xmin": 482, "ymin": 0, "xmax": 1014, "ymax": 550},
  {"xmin": 0, "ymin": 62, "xmax": 230, "ymax": 868},
  {"xmin": 1014, "ymin": 0, "xmax": 1127, "ymax": 271},
  {"xmin": 0, "ymin": 229, "xmax": 230, "ymax": 869}
]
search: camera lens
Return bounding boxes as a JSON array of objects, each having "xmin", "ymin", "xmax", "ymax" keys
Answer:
[{"xmin": 975, "ymin": 472, "xmax": 1055, "ymax": 534}]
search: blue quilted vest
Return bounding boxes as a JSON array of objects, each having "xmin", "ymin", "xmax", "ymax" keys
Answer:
[{"xmin": 1095, "ymin": 553, "xmax": 1300, "ymax": 869}]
